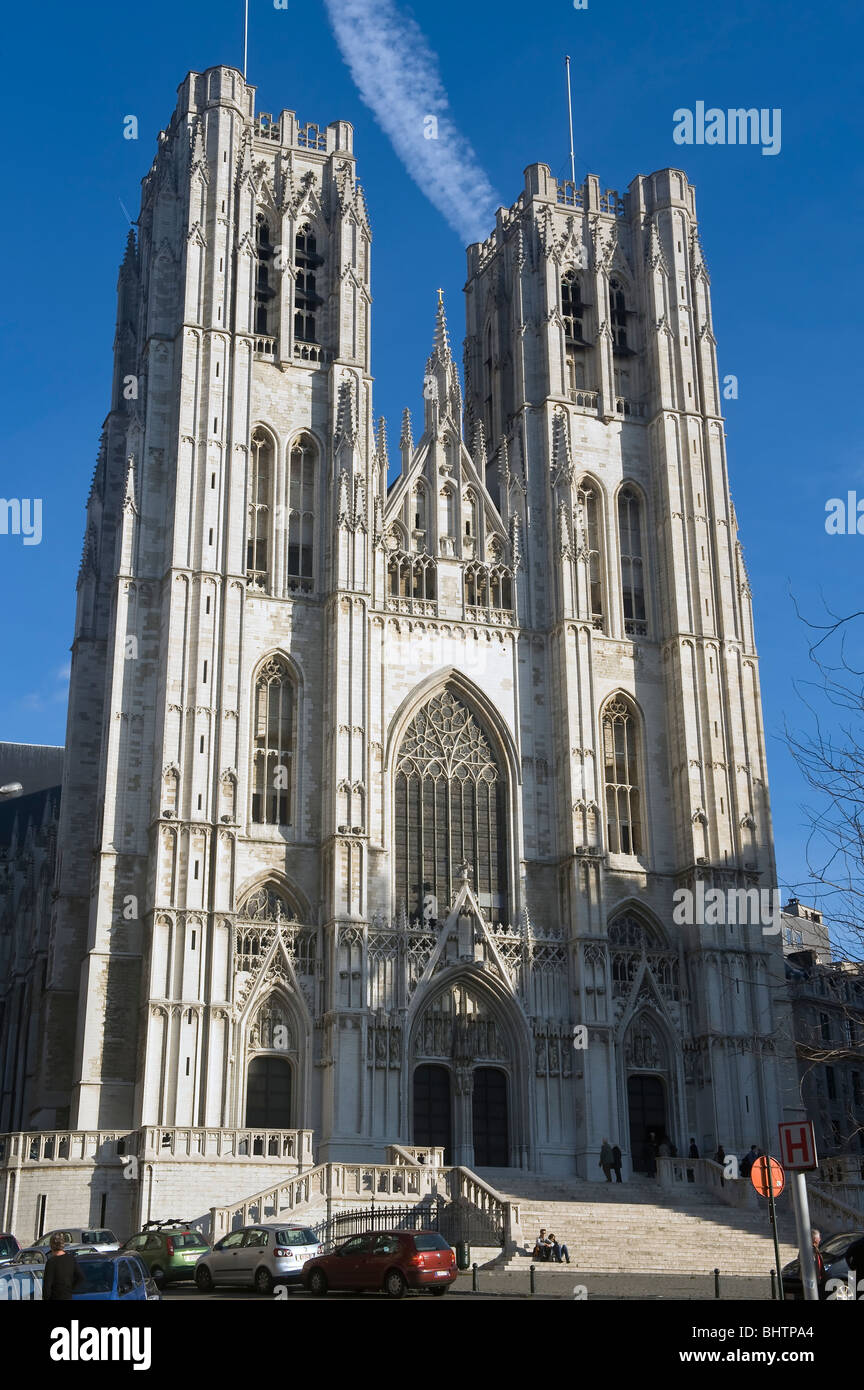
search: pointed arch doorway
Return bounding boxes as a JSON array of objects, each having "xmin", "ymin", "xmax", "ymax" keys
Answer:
[
  {"xmin": 413, "ymin": 1064, "xmax": 452, "ymax": 1161},
  {"xmin": 472, "ymin": 1067, "xmax": 509, "ymax": 1167},
  {"xmin": 245, "ymin": 1056, "xmax": 292, "ymax": 1127}
]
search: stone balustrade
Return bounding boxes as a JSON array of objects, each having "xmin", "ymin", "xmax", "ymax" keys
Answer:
[{"xmin": 209, "ymin": 1159, "xmax": 518, "ymax": 1249}]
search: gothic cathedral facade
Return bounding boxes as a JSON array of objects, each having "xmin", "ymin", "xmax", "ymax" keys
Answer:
[{"xmin": 25, "ymin": 66, "xmax": 797, "ymax": 1174}]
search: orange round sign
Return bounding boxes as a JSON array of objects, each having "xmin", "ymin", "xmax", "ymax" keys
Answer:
[{"xmin": 751, "ymin": 1154, "xmax": 785, "ymax": 1198}]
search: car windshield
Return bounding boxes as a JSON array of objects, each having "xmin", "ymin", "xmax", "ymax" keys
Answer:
[
  {"xmin": 82, "ymin": 1231, "xmax": 114, "ymax": 1244},
  {"xmin": 13, "ymin": 1250, "xmax": 44, "ymax": 1265},
  {"xmin": 413, "ymin": 1234, "xmax": 450, "ymax": 1251},
  {"xmin": 275, "ymin": 1228, "xmax": 318, "ymax": 1246},
  {"xmin": 77, "ymin": 1261, "xmax": 115, "ymax": 1293},
  {"xmin": 823, "ymin": 1232, "xmax": 861, "ymax": 1258},
  {"xmin": 170, "ymin": 1232, "xmax": 207, "ymax": 1248},
  {"xmin": 0, "ymin": 1239, "xmax": 17, "ymax": 1257}
]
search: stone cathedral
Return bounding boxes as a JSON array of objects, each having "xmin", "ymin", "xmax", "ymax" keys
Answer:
[{"xmin": 0, "ymin": 65, "xmax": 800, "ymax": 1194}]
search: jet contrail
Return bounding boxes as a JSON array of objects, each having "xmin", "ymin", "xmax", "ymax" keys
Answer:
[{"xmin": 321, "ymin": 0, "xmax": 502, "ymax": 246}]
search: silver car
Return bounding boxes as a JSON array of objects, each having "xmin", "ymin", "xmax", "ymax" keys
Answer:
[
  {"xmin": 0, "ymin": 1242, "xmax": 98, "ymax": 1269},
  {"xmin": 195, "ymin": 1223, "xmax": 322, "ymax": 1294},
  {"xmin": 33, "ymin": 1227, "xmax": 120, "ymax": 1253}
]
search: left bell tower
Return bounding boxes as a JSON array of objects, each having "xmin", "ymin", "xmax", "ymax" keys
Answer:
[{"xmin": 37, "ymin": 67, "xmax": 369, "ymax": 1129}]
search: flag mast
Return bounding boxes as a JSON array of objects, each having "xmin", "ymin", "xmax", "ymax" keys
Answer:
[
  {"xmin": 565, "ymin": 55, "xmax": 576, "ymax": 184},
  {"xmin": 243, "ymin": 0, "xmax": 249, "ymax": 80}
]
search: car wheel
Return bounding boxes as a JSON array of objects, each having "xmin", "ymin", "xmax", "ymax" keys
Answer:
[
  {"xmin": 195, "ymin": 1265, "xmax": 214, "ymax": 1293},
  {"xmin": 384, "ymin": 1269, "xmax": 407, "ymax": 1300},
  {"xmin": 254, "ymin": 1266, "xmax": 274, "ymax": 1295},
  {"xmin": 308, "ymin": 1269, "xmax": 328, "ymax": 1297},
  {"xmin": 432, "ymin": 1286, "xmax": 448, "ymax": 1296},
  {"xmin": 151, "ymin": 1265, "xmax": 165, "ymax": 1288}
]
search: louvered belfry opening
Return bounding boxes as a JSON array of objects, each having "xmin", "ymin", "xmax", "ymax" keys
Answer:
[{"xmin": 394, "ymin": 688, "xmax": 508, "ymax": 925}]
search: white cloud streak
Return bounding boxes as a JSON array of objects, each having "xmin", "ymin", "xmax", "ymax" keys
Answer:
[{"xmin": 322, "ymin": 0, "xmax": 501, "ymax": 246}]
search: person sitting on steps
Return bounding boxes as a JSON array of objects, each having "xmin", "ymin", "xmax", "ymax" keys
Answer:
[
  {"xmin": 548, "ymin": 1232, "xmax": 570, "ymax": 1264},
  {"xmin": 532, "ymin": 1227, "xmax": 553, "ymax": 1261}
]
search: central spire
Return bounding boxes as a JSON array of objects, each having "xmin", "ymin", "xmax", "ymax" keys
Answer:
[{"xmin": 423, "ymin": 291, "xmax": 461, "ymax": 433}]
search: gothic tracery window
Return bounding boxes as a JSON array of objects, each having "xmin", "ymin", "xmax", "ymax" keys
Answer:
[
  {"xmin": 562, "ymin": 269, "xmax": 585, "ymax": 344},
  {"xmin": 294, "ymin": 223, "xmax": 321, "ymax": 343},
  {"xmin": 251, "ymin": 657, "xmax": 295, "ymax": 825},
  {"xmin": 602, "ymin": 696, "xmax": 643, "ymax": 855},
  {"xmin": 609, "ymin": 276, "xmax": 628, "ymax": 350},
  {"xmin": 576, "ymin": 477, "xmax": 604, "ymax": 628},
  {"xmin": 395, "ymin": 688, "xmax": 508, "ymax": 925},
  {"xmin": 618, "ymin": 487, "xmax": 646, "ymax": 634},
  {"xmin": 246, "ymin": 429, "xmax": 273, "ymax": 589},
  {"xmin": 255, "ymin": 216, "xmax": 275, "ymax": 337},
  {"xmin": 287, "ymin": 435, "xmax": 316, "ymax": 590}
]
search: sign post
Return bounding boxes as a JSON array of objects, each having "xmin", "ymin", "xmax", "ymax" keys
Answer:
[
  {"xmin": 751, "ymin": 1155, "xmax": 785, "ymax": 1295},
  {"xmin": 778, "ymin": 1121, "xmax": 820, "ymax": 1301}
]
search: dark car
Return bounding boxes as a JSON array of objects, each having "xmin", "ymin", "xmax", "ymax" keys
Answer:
[
  {"xmin": 302, "ymin": 1230, "xmax": 456, "ymax": 1298},
  {"xmin": 71, "ymin": 1252, "xmax": 161, "ymax": 1302},
  {"xmin": 781, "ymin": 1230, "xmax": 864, "ymax": 1300},
  {"xmin": 123, "ymin": 1220, "xmax": 210, "ymax": 1286},
  {"xmin": 0, "ymin": 1234, "xmax": 20, "ymax": 1262}
]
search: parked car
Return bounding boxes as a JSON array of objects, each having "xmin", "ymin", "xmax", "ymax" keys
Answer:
[
  {"xmin": 0, "ymin": 1264, "xmax": 43, "ymax": 1300},
  {"xmin": 123, "ymin": 1221, "xmax": 210, "ymax": 1286},
  {"xmin": 782, "ymin": 1230, "xmax": 864, "ymax": 1300},
  {"xmin": 302, "ymin": 1230, "xmax": 457, "ymax": 1298},
  {"xmin": 33, "ymin": 1227, "xmax": 120, "ymax": 1253},
  {"xmin": 194, "ymin": 1223, "xmax": 322, "ymax": 1294},
  {"xmin": 0, "ymin": 1234, "xmax": 20, "ymax": 1261},
  {"xmin": 0, "ymin": 1243, "xmax": 98, "ymax": 1269},
  {"xmin": 72, "ymin": 1252, "xmax": 160, "ymax": 1301}
]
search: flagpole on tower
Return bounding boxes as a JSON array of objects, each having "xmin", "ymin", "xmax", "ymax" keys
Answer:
[
  {"xmin": 565, "ymin": 55, "xmax": 576, "ymax": 185},
  {"xmin": 243, "ymin": 0, "xmax": 249, "ymax": 80}
]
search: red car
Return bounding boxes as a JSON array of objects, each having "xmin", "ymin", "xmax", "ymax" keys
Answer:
[{"xmin": 302, "ymin": 1230, "xmax": 456, "ymax": 1298}]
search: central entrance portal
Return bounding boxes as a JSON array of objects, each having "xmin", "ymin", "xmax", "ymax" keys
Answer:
[
  {"xmin": 245, "ymin": 1056, "xmax": 292, "ymax": 1127},
  {"xmin": 472, "ymin": 1067, "xmax": 509, "ymax": 1167},
  {"xmin": 627, "ymin": 1073, "xmax": 667, "ymax": 1172},
  {"xmin": 413, "ymin": 1064, "xmax": 452, "ymax": 1161}
]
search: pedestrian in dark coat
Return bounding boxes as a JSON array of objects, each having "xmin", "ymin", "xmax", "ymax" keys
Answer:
[
  {"xmin": 611, "ymin": 1144, "xmax": 623, "ymax": 1182},
  {"xmin": 599, "ymin": 1138, "xmax": 614, "ymax": 1181},
  {"xmin": 42, "ymin": 1233, "xmax": 85, "ymax": 1301}
]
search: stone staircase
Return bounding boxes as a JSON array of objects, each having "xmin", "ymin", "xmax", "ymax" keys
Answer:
[{"xmin": 475, "ymin": 1167, "xmax": 798, "ymax": 1276}]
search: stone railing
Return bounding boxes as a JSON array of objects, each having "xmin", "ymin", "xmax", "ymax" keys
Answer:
[
  {"xmin": 818, "ymin": 1156, "xmax": 864, "ymax": 1185},
  {"xmin": 387, "ymin": 1145, "xmax": 446, "ymax": 1167},
  {"xmin": 807, "ymin": 1181, "xmax": 864, "ymax": 1226},
  {"xmin": 209, "ymin": 1159, "xmax": 519, "ymax": 1250},
  {"xmin": 657, "ymin": 1155, "xmax": 759, "ymax": 1210},
  {"xmin": 569, "ymin": 388, "xmax": 599, "ymax": 411},
  {"xmin": 140, "ymin": 1128, "xmax": 314, "ymax": 1164},
  {"xmin": 253, "ymin": 334, "xmax": 277, "ymax": 357},
  {"xmin": 0, "ymin": 1127, "xmax": 314, "ymax": 1170},
  {"xmin": 0, "ymin": 1130, "xmax": 130, "ymax": 1167}
]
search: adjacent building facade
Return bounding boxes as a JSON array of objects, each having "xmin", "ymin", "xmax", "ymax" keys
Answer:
[{"xmin": 1, "ymin": 66, "xmax": 802, "ymax": 1194}]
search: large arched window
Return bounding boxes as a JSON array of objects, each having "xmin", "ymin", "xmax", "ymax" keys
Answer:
[
  {"xmin": 294, "ymin": 224, "xmax": 321, "ymax": 343},
  {"xmin": 618, "ymin": 488, "xmax": 646, "ymax": 634},
  {"xmin": 247, "ymin": 429, "xmax": 273, "ymax": 589},
  {"xmin": 255, "ymin": 217, "xmax": 275, "ymax": 337},
  {"xmin": 251, "ymin": 657, "xmax": 295, "ymax": 825},
  {"xmin": 576, "ymin": 477, "xmax": 604, "ymax": 628},
  {"xmin": 609, "ymin": 277, "xmax": 628, "ymax": 350},
  {"xmin": 562, "ymin": 269, "xmax": 585, "ymax": 343},
  {"xmin": 287, "ymin": 435, "xmax": 316, "ymax": 591},
  {"xmin": 602, "ymin": 696, "xmax": 643, "ymax": 855},
  {"xmin": 395, "ymin": 687, "xmax": 508, "ymax": 925}
]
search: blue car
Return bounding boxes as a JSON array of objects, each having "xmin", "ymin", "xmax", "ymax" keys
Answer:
[{"xmin": 72, "ymin": 1253, "xmax": 161, "ymax": 1301}]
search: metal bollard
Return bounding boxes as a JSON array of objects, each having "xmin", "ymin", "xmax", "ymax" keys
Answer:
[
  {"xmin": 530, "ymin": 1263, "xmax": 536, "ymax": 1295},
  {"xmin": 472, "ymin": 1262, "xmax": 478, "ymax": 1293},
  {"xmin": 770, "ymin": 1269, "xmax": 777, "ymax": 1301},
  {"xmin": 714, "ymin": 1267, "xmax": 721, "ymax": 1299}
]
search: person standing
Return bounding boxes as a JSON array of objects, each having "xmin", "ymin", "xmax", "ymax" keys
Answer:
[
  {"xmin": 611, "ymin": 1143, "xmax": 623, "ymax": 1182},
  {"xmin": 599, "ymin": 1138, "xmax": 614, "ymax": 1182},
  {"xmin": 42, "ymin": 1233, "xmax": 85, "ymax": 1302},
  {"xmin": 687, "ymin": 1137, "xmax": 699, "ymax": 1183},
  {"xmin": 714, "ymin": 1144, "xmax": 726, "ymax": 1188}
]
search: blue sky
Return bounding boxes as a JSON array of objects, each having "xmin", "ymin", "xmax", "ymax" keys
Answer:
[{"xmin": 0, "ymin": 0, "xmax": 861, "ymax": 917}]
